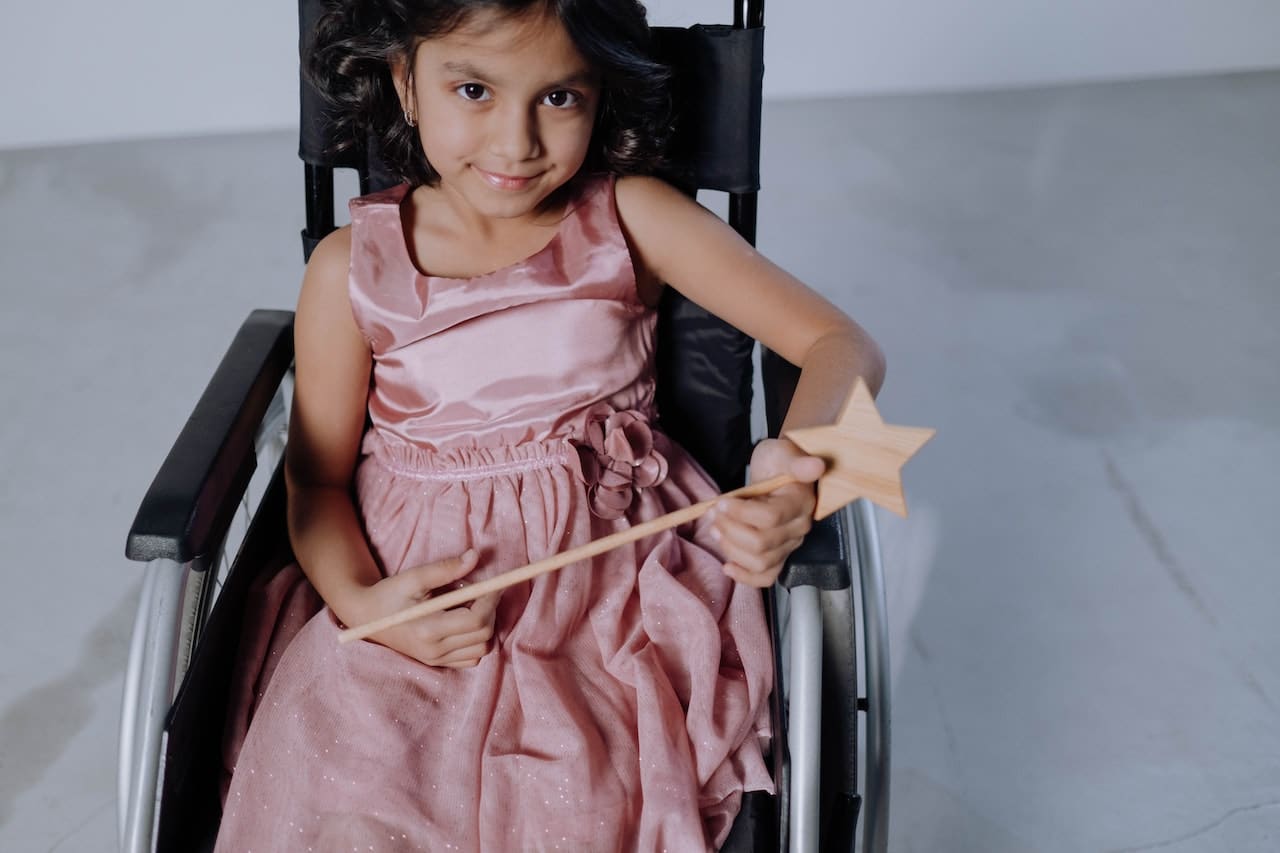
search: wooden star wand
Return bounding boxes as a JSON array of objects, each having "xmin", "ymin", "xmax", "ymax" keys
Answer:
[{"xmin": 338, "ymin": 379, "xmax": 934, "ymax": 644}]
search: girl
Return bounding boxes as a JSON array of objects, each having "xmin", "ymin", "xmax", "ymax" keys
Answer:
[{"xmin": 218, "ymin": 0, "xmax": 885, "ymax": 850}]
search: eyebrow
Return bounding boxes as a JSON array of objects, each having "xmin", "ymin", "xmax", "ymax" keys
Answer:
[{"xmin": 441, "ymin": 60, "xmax": 597, "ymax": 89}]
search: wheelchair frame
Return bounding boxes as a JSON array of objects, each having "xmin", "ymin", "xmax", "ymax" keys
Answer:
[{"xmin": 120, "ymin": 2, "xmax": 891, "ymax": 850}]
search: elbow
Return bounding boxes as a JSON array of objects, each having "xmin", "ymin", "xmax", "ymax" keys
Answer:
[
  {"xmin": 829, "ymin": 317, "xmax": 885, "ymax": 397},
  {"xmin": 861, "ymin": 333, "xmax": 887, "ymax": 397}
]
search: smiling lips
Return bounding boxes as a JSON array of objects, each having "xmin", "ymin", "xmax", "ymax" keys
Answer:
[{"xmin": 474, "ymin": 167, "xmax": 540, "ymax": 191}]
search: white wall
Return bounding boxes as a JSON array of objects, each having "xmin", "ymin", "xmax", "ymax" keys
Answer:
[{"xmin": 3, "ymin": 0, "xmax": 1279, "ymax": 150}]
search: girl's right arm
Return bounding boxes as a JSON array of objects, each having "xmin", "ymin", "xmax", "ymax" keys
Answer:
[{"xmin": 287, "ymin": 227, "xmax": 497, "ymax": 668}]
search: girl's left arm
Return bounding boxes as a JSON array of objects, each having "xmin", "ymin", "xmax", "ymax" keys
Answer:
[{"xmin": 615, "ymin": 176, "xmax": 886, "ymax": 587}]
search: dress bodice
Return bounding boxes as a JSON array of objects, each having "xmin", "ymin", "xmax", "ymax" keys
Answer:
[{"xmin": 347, "ymin": 175, "xmax": 657, "ymax": 459}]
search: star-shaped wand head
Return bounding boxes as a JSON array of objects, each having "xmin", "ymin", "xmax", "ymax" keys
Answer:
[{"xmin": 783, "ymin": 379, "xmax": 935, "ymax": 519}]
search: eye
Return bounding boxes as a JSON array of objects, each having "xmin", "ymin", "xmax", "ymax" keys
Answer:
[
  {"xmin": 456, "ymin": 83, "xmax": 490, "ymax": 102},
  {"xmin": 542, "ymin": 90, "xmax": 579, "ymax": 108}
]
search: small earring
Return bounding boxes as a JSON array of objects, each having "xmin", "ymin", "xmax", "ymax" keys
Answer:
[{"xmin": 404, "ymin": 109, "xmax": 417, "ymax": 128}]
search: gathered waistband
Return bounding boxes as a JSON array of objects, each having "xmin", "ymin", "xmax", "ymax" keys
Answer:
[{"xmin": 364, "ymin": 431, "xmax": 575, "ymax": 482}]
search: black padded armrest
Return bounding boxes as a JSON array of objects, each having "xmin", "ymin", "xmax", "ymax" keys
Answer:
[
  {"xmin": 125, "ymin": 310, "xmax": 296, "ymax": 564},
  {"xmin": 778, "ymin": 512, "xmax": 850, "ymax": 591}
]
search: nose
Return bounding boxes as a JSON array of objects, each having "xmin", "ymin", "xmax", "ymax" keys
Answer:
[{"xmin": 488, "ymin": 103, "xmax": 541, "ymax": 163}]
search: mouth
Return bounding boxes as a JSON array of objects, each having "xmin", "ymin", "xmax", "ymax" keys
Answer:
[{"xmin": 474, "ymin": 167, "xmax": 541, "ymax": 191}]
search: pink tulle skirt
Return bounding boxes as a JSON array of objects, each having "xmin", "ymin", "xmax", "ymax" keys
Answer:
[{"xmin": 217, "ymin": 437, "xmax": 774, "ymax": 852}]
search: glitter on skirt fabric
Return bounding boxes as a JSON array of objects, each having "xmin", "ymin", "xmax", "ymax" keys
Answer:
[{"xmin": 216, "ymin": 175, "xmax": 775, "ymax": 852}]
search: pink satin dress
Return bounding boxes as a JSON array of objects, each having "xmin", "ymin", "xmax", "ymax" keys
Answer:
[{"xmin": 216, "ymin": 174, "xmax": 775, "ymax": 852}]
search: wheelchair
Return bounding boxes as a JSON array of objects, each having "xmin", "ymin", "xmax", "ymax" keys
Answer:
[{"xmin": 119, "ymin": 1, "xmax": 891, "ymax": 850}]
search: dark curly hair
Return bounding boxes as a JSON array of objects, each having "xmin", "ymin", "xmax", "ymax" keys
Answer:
[{"xmin": 305, "ymin": 0, "xmax": 672, "ymax": 187}]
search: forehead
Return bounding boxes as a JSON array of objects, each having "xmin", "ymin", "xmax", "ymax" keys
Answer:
[{"xmin": 417, "ymin": 8, "xmax": 594, "ymax": 83}]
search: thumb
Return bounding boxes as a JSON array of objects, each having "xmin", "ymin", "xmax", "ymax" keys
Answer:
[
  {"xmin": 397, "ymin": 549, "xmax": 479, "ymax": 598},
  {"xmin": 789, "ymin": 454, "xmax": 826, "ymax": 483}
]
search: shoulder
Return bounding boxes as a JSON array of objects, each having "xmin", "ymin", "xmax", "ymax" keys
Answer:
[
  {"xmin": 346, "ymin": 184, "xmax": 411, "ymax": 244},
  {"xmin": 349, "ymin": 183, "xmax": 411, "ymax": 213},
  {"xmin": 604, "ymin": 176, "xmax": 681, "ymax": 307},
  {"xmin": 303, "ymin": 225, "xmax": 352, "ymax": 293},
  {"xmin": 297, "ymin": 225, "xmax": 361, "ymax": 343},
  {"xmin": 611, "ymin": 176, "xmax": 705, "ymax": 262},
  {"xmin": 612, "ymin": 175, "xmax": 729, "ymax": 243},
  {"xmin": 611, "ymin": 174, "xmax": 745, "ymax": 288},
  {"xmin": 613, "ymin": 174, "xmax": 692, "ymax": 223}
]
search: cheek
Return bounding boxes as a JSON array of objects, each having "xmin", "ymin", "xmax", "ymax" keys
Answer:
[
  {"xmin": 552, "ymin": 115, "xmax": 596, "ymax": 161},
  {"xmin": 419, "ymin": 121, "xmax": 477, "ymax": 160}
]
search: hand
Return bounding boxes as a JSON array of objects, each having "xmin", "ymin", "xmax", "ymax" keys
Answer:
[
  {"xmin": 347, "ymin": 550, "xmax": 499, "ymax": 668},
  {"xmin": 709, "ymin": 438, "xmax": 823, "ymax": 588}
]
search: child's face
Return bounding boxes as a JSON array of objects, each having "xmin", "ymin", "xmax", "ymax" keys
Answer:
[{"xmin": 403, "ymin": 9, "xmax": 601, "ymax": 220}]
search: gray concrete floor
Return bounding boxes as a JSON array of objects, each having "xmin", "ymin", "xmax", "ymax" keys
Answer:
[{"xmin": 2, "ymin": 70, "xmax": 1278, "ymax": 852}]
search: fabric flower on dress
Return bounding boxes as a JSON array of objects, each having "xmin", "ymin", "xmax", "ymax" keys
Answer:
[{"xmin": 569, "ymin": 405, "xmax": 669, "ymax": 519}]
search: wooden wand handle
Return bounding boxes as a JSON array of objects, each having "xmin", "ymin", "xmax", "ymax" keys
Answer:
[{"xmin": 337, "ymin": 473, "xmax": 798, "ymax": 644}]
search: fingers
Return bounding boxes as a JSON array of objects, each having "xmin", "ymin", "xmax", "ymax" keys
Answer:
[
  {"xmin": 715, "ymin": 509, "xmax": 806, "ymax": 565},
  {"xmin": 404, "ymin": 612, "xmax": 496, "ymax": 667},
  {"xmin": 467, "ymin": 592, "xmax": 501, "ymax": 621},
  {"xmin": 750, "ymin": 437, "xmax": 825, "ymax": 483},
  {"xmin": 723, "ymin": 561, "xmax": 776, "ymax": 589},
  {"xmin": 717, "ymin": 528, "xmax": 805, "ymax": 575},
  {"xmin": 433, "ymin": 639, "xmax": 492, "ymax": 668},
  {"xmin": 363, "ymin": 564, "xmax": 500, "ymax": 667},
  {"xmin": 714, "ymin": 489, "xmax": 814, "ymax": 547},
  {"xmin": 421, "ymin": 603, "xmax": 496, "ymax": 645},
  {"xmin": 710, "ymin": 479, "xmax": 815, "ymax": 587},
  {"xmin": 427, "ymin": 625, "xmax": 494, "ymax": 664},
  {"xmin": 718, "ymin": 488, "xmax": 815, "ymax": 532},
  {"xmin": 438, "ymin": 656, "xmax": 484, "ymax": 669},
  {"xmin": 398, "ymin": 549, "xmax": 480, "ymax": 599},
  {"xmin": 788, "ymin": 454, "xmax": 826, "ymax": 482}
]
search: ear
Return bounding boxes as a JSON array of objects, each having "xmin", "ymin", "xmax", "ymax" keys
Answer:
[{"xmin": 390, "ymin": 57, "xmax": 413, "ymax": 111}]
